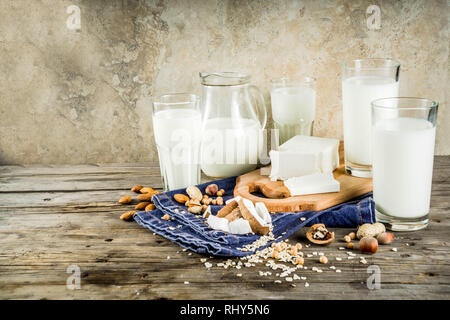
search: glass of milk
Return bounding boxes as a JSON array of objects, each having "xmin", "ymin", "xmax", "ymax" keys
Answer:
[
  {"xmin": 342, "ymin": 59, "xmax": 400, "ymax": 178},
  {"xmin": 372, "ymin": 97, "xmax": 439, "ymax": 231},
  {"xmin": 271, "ymin": 77, "xmax": 316, "ymax": 145},
  {"xmin": 152, "ymin": 93, "xmax": 202, "ymax": 191}
]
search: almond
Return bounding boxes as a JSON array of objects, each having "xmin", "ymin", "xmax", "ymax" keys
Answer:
[
  {"xmin": 140, "ymin": 187, "xmax": 155, "ymax": 194},
  {"xmin": 135, "ymin": 202, "xmax": 150, "ymax": 210},
  {"xmin": 174, "ymin": 194, "xmax": 190, "ymax": 204},
  {"xmin": 131, "ymin": 185, "xmax": 143, "ymax": 193},
  {"xmin": 137, "ymin": 192, "xmax": 154, "ymax": 201},
  {"xmin": 120, "ymin": 211, "xmax": 136, "ymax": 221},
  {"xmin": 145, "ymin": 203, "xmax": 156, "ymax": 211},
  {"xmin": 118, "ymin": 195, "xmax": 132, "ymax": 204}
]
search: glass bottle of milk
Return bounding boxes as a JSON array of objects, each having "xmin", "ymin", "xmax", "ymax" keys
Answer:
[
  {"xmin": 342, "ymin": 59, "xmax": 400, "ymax": 178},
  {"xmin": 271, "ymin": 77, "xmax": 316, "ymax": 145},
  {"xmin": 372, "ymin": 97, "xmax": 438, "ymax": 231}
]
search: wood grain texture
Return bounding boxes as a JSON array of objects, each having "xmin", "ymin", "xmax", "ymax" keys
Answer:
[{"xmin": 0, "ymin": 158, "xmax": 449, "ymax": 300}]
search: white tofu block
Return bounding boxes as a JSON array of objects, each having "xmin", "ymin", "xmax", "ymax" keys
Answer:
[
  {"xmin": 269, "ymin": 150, "xmax": 319, "ymax": 181},
  {"xmin": 228, "ymin": 218, "xmax": 253, "ymax": 234},
  {"xmin": 269, "ymin": 135, "xmax": 340, "ymax": 181},
  {"xmin": 242, "ymin": 198, "xmax": 270, "ymax": 228},
  {"xmin": 284, "ymin": 173, "xmax": 340, "ymax": 196},
  {"xmin": 207, "ymin": 215, "xmax": 230, "ymax": 233}
]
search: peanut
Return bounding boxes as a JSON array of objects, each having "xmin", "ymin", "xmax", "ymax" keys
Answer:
[
  {"xmin": 188, "ymin": 205, "xmax": 202, "ymax": 214},
  {"xmin": 216, "ymin": 189, "xmax": 225, "ymax": 197},
  {"xmin": 216, "ymin": 196, "xmax": 224, "ymax": 206},
  {"xmin": 319, "ymin": 255, "xmax": 328, "ymax": 264}
]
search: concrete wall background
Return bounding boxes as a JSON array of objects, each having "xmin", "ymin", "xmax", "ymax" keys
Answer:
[{"xmin": 0, "ymin": 0, "xmax": 448, "ymax": 165}]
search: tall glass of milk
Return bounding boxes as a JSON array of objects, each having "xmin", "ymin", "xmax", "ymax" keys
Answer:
[
  {"xmin": 152, "ymin": 94, "xmax": 202, "ymax": 191},
  {"xmin": 342, "ymin": 59, "xmax": 400, "ymax": 178},
  {"xmin": 271, "ymin": 77, "xmax": 316, "ymax": 145},
  {"xmin": 372, "ymin": 97, "xmax": 438, "ymax": 231}
]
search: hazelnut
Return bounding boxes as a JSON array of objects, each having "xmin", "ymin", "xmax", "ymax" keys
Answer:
[
  {"xmin": 377, "ymin": 232, "xmax": 395, "ymax": 244},
  {"xmin": 347, "ymin": 242, "xmax": 354, "ymax": 249},
  {"xmin": 216, "ymin": 189, "xmax": 225, "ymax": 196},
  {"xmin": 348, "ymin": 232, "xmax": 356, "ymax": 240},
  {"xmin": 295, "ymin": 243, "xmax": 302, "ymax": 251},
  {"xmin": 211, "ymin": 199, "xmax": 217, "ymax": 205},
  {"xmin": 344, "ymin": 235, "xmax": 351, "ymax": 243},
  {"xmin": 319, "ymin": 256, "xmax": 328, "ymax": 264},
  {"xmin": 205, "ymin": 184, "xmax": 218, "ymax": 196},
  {"xmin": 216, "ymin": 196, "xmax": 224, "ymax": 206},
  {"xmin": 295, "ymin": 257, "xmax": 304, "ymax": 265},
  {"xmin": 359, "ymin": 237, "xmax": 378, "ymax": 254}
]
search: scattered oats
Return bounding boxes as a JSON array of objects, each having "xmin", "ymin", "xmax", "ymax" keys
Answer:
[
  {"xmin": 188, "ymin": 253, "xmax": 192, "ymax": 256},
  {"xmin": 305, "ymin": 282, "xmax": 310, "ymax": 287},
  {"xmin": 167, "ymin": 256, "xmax": 171, "ymax": 260},
  {"xmin": 300, "ymin": 217, "xmax": 306, "ymax": 221},
  {"xmin": 200, "ymin": 258, "xmax": 207, "ymax": 263},
  {"xmin": 274, "ymin": 280, "xmax": 282, "ymax": 284},
  {"xmin": 236, "ymin": 273, "xmax": 242, "ymax": 277},
  {"xmin": 204, "ymin": 262, "xmax": 212, "ymax": 268},
  {"xmin": 360, "ymin": 259, "xmax": 368, "ymax": 264},
  {"xmin": 291, "ymin": 284, "xmax": 296, "ymax": 287},
  {"xmin": 307, "ymin": 254, "xmax": 313, "ymax": 258},
  {"xmin": 336, "ymin": 269, "xmax": 342, "ymax": 273},
  {"xmin": 304, "ymin": 266, "xmax": 308, "ymax": 270},
  {"xmin": 174, "ymin": 209, "xmax": 179, "ymax": 213},
  {"xmin": 184, "ymin": 281, "xmax": 189, "ymax": 285},
  {"xmin": 301, "ymin": 276, "xmax": 307, "ymax": 280},
  {"xmin": 336, "ymin": 257, "xmax": 342, "ymax": 261},
  {"xmin": 182, "ymin": 249, "xmax": 187, "ymax": 252},
  {"xmin": 330, "ymin": 266, "xmax": 336, "ymax": 270},
  {"xmin": 339, "ymin": 247, "xmax": 345, "ymax": 250},
  {"xmin": 406, "ymin": 243, "xmax": 409, "ymax": 246},
  {"xmin": 392, "ymin": 247, "xmax": 398, "ymax": 252},
  {"xmin": 318, "ymin": 252, "xmax": 324, "ymax": 256},
  {"xmin": 285, "ymin": 277, "xmax": 293, "ymax": 282},
  {"xmin": 293, "ymin": 274, "xmax": 300, "ymax": 280},
  {"xmin": 312, "ymin": 252, "xmax": 318, "ymax": 256},
  {"xmin": 217, "ymin": 263, "xmax": 224, "ymax": 267},
  {"xmin": 348, "ymin": 256, "xmax": 355, "ymax": 260}
]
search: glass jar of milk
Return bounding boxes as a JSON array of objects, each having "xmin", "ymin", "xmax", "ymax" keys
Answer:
[
  {"xmin": 372, "ymin": 97, "xmax": 438, "ymax": 231},
  {"xmin": 342, "ymin": 59, "xmax": 400, "ymax": 178},
  {"xmin": 199, "ymin": 72, "xmax": 267, "ymax": 178},
  {"xmin": 271, "ymin": 77, "xmax": 316, "ymax": 145}
]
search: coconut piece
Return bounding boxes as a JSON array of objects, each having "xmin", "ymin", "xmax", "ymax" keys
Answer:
[
  {"xmin": 207, "ymin": 215, "xmax": 230, "ymax": 233},
  {"xmin": 238, "ymin": 198, "xmax": 270, "ymax": 236},
  {"xmin": 202, "ymin": 206, "xmax": 211, "ymax": 219},
  {"xmin": 229, "ymin": 218, "xmax": 253, "ymax": 235},
  {"xmin": 217, "ymin": 198, "xmax": 239, "ymax": 218},
  {"xmin": 255, "ymin": 202, "xmax": 272, "ymax": 224},
  {"xmin": 224, "ymin": 207, "xmax": 241, "ymax": 222},
  {"xmin": 306, "ymin": 224, "xmax": 335, "ymax": 245},
  {"xmin": 225, "ymin": 196, "xmax": 241, "ymax": 205}
]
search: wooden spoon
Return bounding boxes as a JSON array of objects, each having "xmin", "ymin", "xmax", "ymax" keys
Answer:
[{"xmin": 306, "ymin": 224, "xmax": 335, "ymax": 245}]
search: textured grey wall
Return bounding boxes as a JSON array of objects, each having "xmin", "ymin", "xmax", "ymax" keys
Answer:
[{"xmin": 0, "ymin": 0, "xmax": 448, "ymax": 164}]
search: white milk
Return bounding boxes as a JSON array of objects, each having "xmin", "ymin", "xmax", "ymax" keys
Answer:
[
  {"xmin": 201, "ymin": 117, "xmax": 261, "ymax": 177},
  {"xmin": 373, "ymin": 117, "xmax": 436, "ymax": 218},
  {"xmin": 153, "ymin": 109, "xmax": 202, "ymax": 190},
  {"xmin": 343, "ymin": 76, "xmax": 399, "ymax": 166},
  {"xmin": 271, "ymin": 87, "xmax": 316, "ymax": 145}
]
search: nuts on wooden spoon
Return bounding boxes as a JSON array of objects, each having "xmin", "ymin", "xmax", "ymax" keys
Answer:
[{"xmin": 306, "ymin": 224, "xmax": 335, "ymax": 245}]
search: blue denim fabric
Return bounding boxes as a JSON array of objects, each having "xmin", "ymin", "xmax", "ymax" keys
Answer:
[{"xmin": 134, "ymin": 176, "xmax": 375, "ymax": 257}]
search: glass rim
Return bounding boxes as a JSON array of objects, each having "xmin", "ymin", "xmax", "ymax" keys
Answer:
[
  {"xmin": 270, "ymin": 76, "xmax": 316, "ymax": 85},
  {"xmin": 199, "ymin": 71, "xmax": 251, "ymax": 86},
  {"xmin": 342, "ymin": 58, "xmax": 401, "ymax": 70},
  {"xmin": 152, "ymin": 93, "xmax": 200, "ymax": 106},
  {"xmin": 371, "ymin": 97, "xmax": 439, "ymax": 111}
]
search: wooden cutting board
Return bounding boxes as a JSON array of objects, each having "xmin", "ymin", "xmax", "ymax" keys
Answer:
[{"xmin": 233, "ymin": 143, "xmax": 372, "ymax": 213}]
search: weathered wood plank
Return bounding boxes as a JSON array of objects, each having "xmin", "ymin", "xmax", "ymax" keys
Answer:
[{"xmin": 0, "ymin": 157, "xmax": 449, "ymax": 300}]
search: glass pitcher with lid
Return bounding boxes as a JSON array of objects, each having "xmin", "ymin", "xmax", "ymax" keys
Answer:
[{"xmin": 199, "ymin": 72, "xmax": 267, "ymax": 178}]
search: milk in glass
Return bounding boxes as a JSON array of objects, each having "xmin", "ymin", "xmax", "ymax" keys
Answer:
[
  {"xmin": 343, "ymin": 76, "xmax": 399, "ymax": 166},
  {"xmin": 373, "ymin": 117, "xmax": 436, "ymax": 218},
  {"xmin": 153, "ymin": 109, "xmax": 202, "ymax": 190},
  {"xmin": 271, "ymin": 87, "xmax": 316, "ymax": 145}
]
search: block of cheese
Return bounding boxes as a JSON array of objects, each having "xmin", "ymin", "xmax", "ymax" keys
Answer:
[
  {"xmin": 269, "ymin": 135, "xmax": 340, "ymax": 181},
  {"xmin": 284, "ymin": 172, "xmax": 340, "ymax": 196}
]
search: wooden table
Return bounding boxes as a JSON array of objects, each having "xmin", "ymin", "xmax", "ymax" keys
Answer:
[{"xmin": 1, "ymin": 158, "xmax": 449, "ymax": 300}]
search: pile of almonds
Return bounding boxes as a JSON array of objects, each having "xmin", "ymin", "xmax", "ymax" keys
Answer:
[
  {"xmin": 173, "ymin": 184, "xmax": 225, "ymax": 214},
  {"xmin": 118, "ymin": 185, "xmax": 160, "ymax": 221}
]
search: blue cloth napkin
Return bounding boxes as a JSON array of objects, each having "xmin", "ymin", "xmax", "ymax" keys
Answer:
[{"xmin": 134, "ymin": 176, "xmax": 375, "ymax": 257}]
